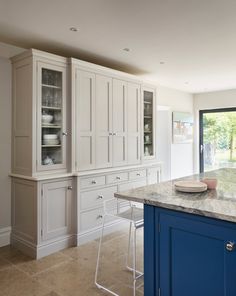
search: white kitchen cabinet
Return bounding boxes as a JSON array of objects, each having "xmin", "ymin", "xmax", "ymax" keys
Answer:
[
  {"xmin": 112, "ymin": 79, "xmax": 128, "ymax": 166},
  {"xmin": 41, "ymin": 179, "xmax": 74, "ymax": 241},
  {"xmin": 37, "ymin": 62, "xmax": 68, "ymax": 172},
  {"xmin": 95, "ymin": 74, "xmax": 113, "ymax": 168},
  {"xmin": 11, "ymin": 177, "xmax": 76, "ymax": 259},
  {"xmin": 11, "ymin": 49, "xmax": 69, "ymax": 176},
  {"xmin": 76, "ymin": 70, "xmax": 96, "ymax": 171},
  {"xmin": 78, "ymin": 164, "xmax": 161, "ymax": 244},
  {"xmin": 127, "ymin": 82, "xmax": 141, "ymax": 165},
  {"xmin": 73, "ymin": 65, "xmax": 142, "ymax": 171}
]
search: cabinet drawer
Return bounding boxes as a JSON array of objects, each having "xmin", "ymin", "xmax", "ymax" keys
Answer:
[
  {"xmin": 81, "ymin": 186, "xmax": 117, "ymax": 210},
  {"xmin": 80, "ymin": 176, "xmax": 106, "ymax": 189},
  {"xmin": 129, "ymin": 169, "xmax": 146, "ymax": 180},
  {"xmin": 119, "ymin": 179, "xmax": 147, "ymax": 192},
  {"xmin": 106, "ymin": 172, "xmax": 128, "ymax": 184},
  {"xmin": 80, "ymin": 208, "xmax": 112, "ymax": 232}
]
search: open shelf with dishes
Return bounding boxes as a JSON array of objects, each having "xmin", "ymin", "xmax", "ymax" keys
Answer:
[
  {"xmin": 143, "ymin": 89, "xmax": 155, "ymax": 159},
  {"xmin": 40, "ymin": 67, "xmax": 66, "ymax": 168}
]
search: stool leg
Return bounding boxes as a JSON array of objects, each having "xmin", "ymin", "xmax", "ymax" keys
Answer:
[
  {"xmin": 126, "ymin": 221, "xmax": 132, "ymax": 270},
  {"xmin": 95, "ymin": 215, "xmax": 119, "ymax": 296},
  {"xmin": 95, "ymin": 215, "xmax": 106, "ymax": 287},
  {"xmin": 133, "ymin": 225, "xmax": 137, "ymax": 296}
]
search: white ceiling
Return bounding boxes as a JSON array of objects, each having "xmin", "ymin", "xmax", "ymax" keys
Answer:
[{"xmin": 0, "ymin": 0, "xmax": 236, "ymax": 93}]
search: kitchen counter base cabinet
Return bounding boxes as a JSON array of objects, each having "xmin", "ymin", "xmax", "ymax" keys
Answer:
[
  {"xmin": 11, "ymin": 177, "xmax": 76, "ymax": 259},
  {"xmin": 144, "ymin": 205, "xmax": 236, "ymax": 296}
]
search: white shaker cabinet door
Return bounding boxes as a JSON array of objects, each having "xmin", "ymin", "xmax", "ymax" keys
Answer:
[
  {"xmin": 41, "ymin": 179, "xmax": 73, "ymax": 241},
  {"xmin": 112, "ymin": 79, "xmax": 128, "ymax": 167},
  {"xmin": 76, "ymin": 70, "xmax": 96, "ymax": 170},
  {"xmin": 127, "ymin": 82, "xmax": 141, "ymax": 165},
  {"xmin": 95, "ymin": 75, "xmax": 113, "ymax": 168}
]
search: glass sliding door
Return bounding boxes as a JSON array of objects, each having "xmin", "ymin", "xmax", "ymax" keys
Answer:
[{"xmin": 199, "ymin": 108, "xmax": 236, "ymax": 172}]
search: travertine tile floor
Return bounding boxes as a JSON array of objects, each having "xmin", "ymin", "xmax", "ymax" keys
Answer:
[{"xmin": 0, "ymin": 227, "xmax": 144, "ymax": 296}]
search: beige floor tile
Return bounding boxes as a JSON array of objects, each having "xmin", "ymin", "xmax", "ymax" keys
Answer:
[
  {"xmin": 61, "ymin": 240, "xmax": 99, "ymax": 265},
  {"xmin": 0, "ymin": 256, "xmax": 12, "ymax": 271},
  {"xmin": 0, "ymin": 266, "xmax": 52, "ymax": 296},
  {"xmin": 0, "ymin": 230, "xmax": 144, "ymax": 296},
  {"xmin": 0, "ymin": 245, "xmax": 31, "ymax": 265},
  {"xmin": 35, "ymin": 260, "xmax": 101, "ymax": 296},
  {"xmin": 17, "ymin": 252, "xmax": 72, "ymax": 276}
]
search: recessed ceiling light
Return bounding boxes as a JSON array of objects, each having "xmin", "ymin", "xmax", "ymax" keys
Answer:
[
  {"xmin": 123, "ymin": 48, "xmax": 131, "ymax": 52},
  {"xmin": 160, "ymin": 61, "xmax": 165, "ymax": 65},
  {"xmin": 70, "ymin": 27, "xmax": 78, "ymax": 32}
]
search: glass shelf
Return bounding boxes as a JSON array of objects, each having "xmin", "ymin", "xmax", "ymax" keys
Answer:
[
  {"xmin": 42, "ymin": 125, "xmax": 61, "ymax": 128},
  {"xmin": 42, "ymin": 106, "xmax": 62, "ymax": 111},
  {"xmin": 42, "ymin": 145, "xmax": 61, "ymax": 148}
]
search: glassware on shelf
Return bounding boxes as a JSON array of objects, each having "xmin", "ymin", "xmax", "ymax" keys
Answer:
[
  {"xmin": 144, "ymin": 146, "xmax": 150, "ymax": 156},
  {"xmin": 41, "ymin": 68, "xmax": 64, "ymax": 167},
  {"xmin": 143, "ymin": 90, "xmax": 154, "ymax": 157}
]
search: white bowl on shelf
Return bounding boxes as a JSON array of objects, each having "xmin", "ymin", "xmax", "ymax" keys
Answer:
[
  {"xmin": 42, "ymin": 114, "xmax": 53, "ymax": 124},
  {"xmin": 43, "ymin": 134, "xmax": 58, "ymax": 140}
]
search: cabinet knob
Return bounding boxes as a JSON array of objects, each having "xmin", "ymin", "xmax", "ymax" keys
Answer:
[
  {"xmin": 109, "ymin": 132, "xmax": 113, "ymax": 136},
  {"xmin": 91, "ymin": 180, "xmax": 97, "ymax": 184},
  {"xmin": 97, "ymin": 215, "xmax": 103, "ymax": 219},
  {"xmin": 67, "ymin": 186, "xmax": 73, "ymax": 190},
  {"xmin": 116, "ymin": 176, "xmax": 121, "ymax": 180},
  {"xmin": 137, "ymin": 173, "xmax": 141, "ymax": 176},
  {"xmin": 62, "ymin": 132, "xmax": 68, "ymax": 136},
  {"xmin": 97, "ymin": 195, "xmax": 104, "ymax": 199},
  {"xmin": 113, "ymin": 133, "xmax": 117, "ymax": 136},
  {"xmin": 226, "ymin": 241, "xmax": 235, "ymax": 252}
]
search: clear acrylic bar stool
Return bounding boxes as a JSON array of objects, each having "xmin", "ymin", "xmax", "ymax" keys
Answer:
[{"xmin": 95, "ymin": 198, "xmax": 144, "ymax": 296}]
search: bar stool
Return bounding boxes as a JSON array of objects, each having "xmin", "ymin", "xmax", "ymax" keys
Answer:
[{"xmin": 95, "ymin": 198, "xmax": 144, "ymax": 296}]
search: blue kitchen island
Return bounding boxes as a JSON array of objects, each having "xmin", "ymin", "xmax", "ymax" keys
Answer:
[{"xmin": 115, "ymin": 168, "xmax": 236, "ymax": 296}]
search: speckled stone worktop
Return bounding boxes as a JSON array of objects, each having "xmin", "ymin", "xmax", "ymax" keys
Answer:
[{"xmin": 115, "ymin": 168, "xmax": 236, "ymax": 223}]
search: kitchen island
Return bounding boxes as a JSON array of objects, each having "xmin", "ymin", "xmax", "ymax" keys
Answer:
[{"xmin": 115, "ymin": 168, "xmax": 236, "ymax": 296}]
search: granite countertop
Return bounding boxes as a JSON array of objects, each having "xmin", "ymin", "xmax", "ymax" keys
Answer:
[{"xmin": 114, "ymin": 168, "xmax": 236, "ymax": 223}]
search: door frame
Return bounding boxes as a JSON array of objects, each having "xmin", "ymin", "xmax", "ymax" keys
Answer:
[{"xmin": 199, "ymin": 107, "xmax": 236, "ymax": 173}]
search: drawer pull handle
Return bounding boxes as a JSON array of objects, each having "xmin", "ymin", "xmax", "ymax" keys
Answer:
[
  {"xmin": 97, "ymin": 215, "xmax": 103, "ymax": 219},
  {"xmin": 116, "ymin": 176, "xmax": 121, "ymax": 180},
  {"xmin": 91, "ymin": 180, "xmax": 97, "ymax": 184},
  {"xmin": 67, "ymin": 186, "xmax": 73, "ymax": 190},
  {"xmin": 226, "ymin": 241, "xmax": 235, "ymax": 252},
  {"xmin": 97, "ymin": 195, "xmax": 104, "ymax": 199}
]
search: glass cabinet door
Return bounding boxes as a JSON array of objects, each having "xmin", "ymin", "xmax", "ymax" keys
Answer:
[
  {"xmin": 143, "ymin": 90, "xmax": 155, "ymax": 158},
  {"xmin": 38, "ymin": 63, "xmax": 67, "ymax": 170}
]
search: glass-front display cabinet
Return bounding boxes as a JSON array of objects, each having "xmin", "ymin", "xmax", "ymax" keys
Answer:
[
  {"xmin": 143, "ymin": 88, "xmax": 155, "ymax": 160},
  {"xmin": 38, "ymin": 63, "xmax": 67, "ymax": 171}
]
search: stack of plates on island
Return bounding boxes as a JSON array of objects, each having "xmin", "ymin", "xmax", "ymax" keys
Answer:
[{"xmin": 174, "ymin": 181, "xmax": 207, "ymax": 193}]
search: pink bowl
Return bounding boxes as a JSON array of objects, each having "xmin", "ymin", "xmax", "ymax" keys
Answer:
[{"xmin": 201, "ymin": 178, "xmax": 218, "ymax": 190}]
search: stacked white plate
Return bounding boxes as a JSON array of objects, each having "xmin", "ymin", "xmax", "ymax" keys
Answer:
[
  {"xmin": 43, "ymin": 134, "xmax": 59, "ymax": 145},
  {"xmin": 174, "ymin": 181, "xmax": 207, "ymax": 193}
]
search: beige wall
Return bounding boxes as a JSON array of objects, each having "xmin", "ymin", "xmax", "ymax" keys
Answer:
[
  {"xmin": 193, "ymin": 89, "xmax": 236, "ymax": 172},
  {"xmin": 0, "ymin": 43, "xmax": 24, "ymax": 246},
  {"xmin": 0, "ymin": 57, "xmax": 12, "ymax": 230}
]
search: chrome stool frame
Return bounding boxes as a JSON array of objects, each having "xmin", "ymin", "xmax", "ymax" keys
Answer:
[{"xmin": 95, "ymin": 198, "xmax": 144, "ymax": 296}]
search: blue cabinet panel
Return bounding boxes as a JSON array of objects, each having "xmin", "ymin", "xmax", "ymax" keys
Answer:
[{"xmin": 144, "ymin": 206, "xmax": 236, "ymax": 296}]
